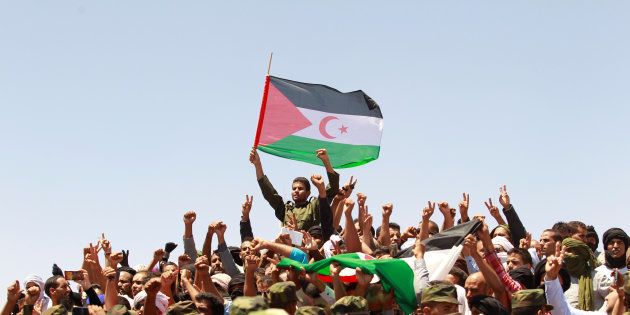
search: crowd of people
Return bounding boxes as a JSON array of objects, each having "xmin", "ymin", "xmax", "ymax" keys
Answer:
[{"xmin": 3, "ymin": 148, "xmax": 629, "ymax": 315}]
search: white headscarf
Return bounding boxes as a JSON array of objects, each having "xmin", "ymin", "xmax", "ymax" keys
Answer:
[
  {"xmin": 23, "ymin": 275, "xmax": 49, "ymax": 312},
  {"xmin": 491, "ymin": 236, "xmax": 514, "ymax": 252},
  {"xmin": 132, "ymin": 290, "xmax": 169, "ymax": 314}
]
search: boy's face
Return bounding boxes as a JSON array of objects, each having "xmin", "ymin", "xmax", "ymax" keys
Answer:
[{"xmin": 291, "ymin": 182, "xmax": 309, "ymax": 203}]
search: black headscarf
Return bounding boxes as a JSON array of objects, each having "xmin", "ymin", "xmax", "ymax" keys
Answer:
[
  {"xmin": 602, "ymin": 228, "xmax": 629, "ymax": 268},
  {"xmin": 509, "ymin": 266, "xmax": 535, "ymax": 289},
  {"xmin": 533, "ymin": 259, "xmax": 571, "ymax": 292},
  {"xmin": 469, "ymin": 295, "xmax": 509, "ymax": 315}
]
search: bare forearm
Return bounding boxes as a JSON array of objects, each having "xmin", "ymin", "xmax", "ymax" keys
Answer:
[
  {"xmin": 344, "ymin": 215, "xmax": 362, "ymax": 253},
  {"xmin": 104, "ymin": 279, "xmax": 118, "ymax": 310},
  {"xmin": 184, "ymin": 223, "xmax": 193, "ymax": 239},
  {"xmin": 144, "ymin": 295, "xmax": 158, "ymax": 315},
  {"xmin": 199, "ymin": 273, "xmax": 220, "ymax": 297},
  {"xmin": 378, "ymin": 217, "xmax": 391, "ymax": 246},
  {"xmin": 332, "ymin": 276, "xmax": 346, "ymax": 299},
  {"xmin": 442, "ymin": 215, "xmax": 454, "ymax": 231},
  {"xmin": 419, "ymin": 220, "xmax": 430, "ymax": 241},
  {"xmin": 244, "ymin": 270, "xmax": 257, "ymax": 296},
  {"xmin": 2, "ymin": 299, "xmax": 17, "ymax": 315},
  {"xmin": 254, "ymin": 163, "xmax": 264, "ymax": 180}
]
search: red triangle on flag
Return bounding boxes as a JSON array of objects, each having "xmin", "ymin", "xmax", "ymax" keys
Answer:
[{"xmin": 257, "ymin": 82, "xmax": 312, "ymax": 146}]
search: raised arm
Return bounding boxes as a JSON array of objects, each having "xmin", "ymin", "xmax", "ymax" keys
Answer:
[
  {"xmin": 2, "ymin": 281, "xmax": 21, "ymax": 315},
  {"xmin": 214, "ymin": 221, "xmax": 241, "ymax": 277},
  {"xmin": 143, "ymin": 278, "xmax": 161, "ymax": 315},
  {"xmin": 419, "ymin": 202, "xmax": 435, "ymax": 242},
  {"xmin": 244, "ymin": 254, "xmax": 261, "ymax": 297},
  {"xmin": 484, "ymin": 198, "xmax": 506, "ymax": 226},
  {"xmin": 250, "ymin": 147, "xmax": 286, "ymax": 222},
  {"xmin": 194, "ymin": 256, "xmax": 220, "ymax": 297},
  {"xmin": 240, "ymin": 195, "xmax": 255, "ymax": 242},
  {"xmin": 498, "ymin": 185, "xmax": 526, "ymax": 247},
  {"xmin": 102, "ymin": 267, "xmax": 118, "ymax": 310},
  {"xmin": 459, "ymin": 193, "xmax": 470, "ymax": 224},
  {"xmin": 472, "ymin": 225, "xmax": 510, "ymax": 309},
  {"xmin": 311, "ymin": 174, "xmax": 333, "ymax": 243},
  {"xmin": 378, "ymin": 203, "xmax": 393, "ymax": 246},
  {"xmin": 438, "ymin": 201, "xmax": 455, "ymax": 231},
  {"xmin": 316, "ymin": 149, "xmax": 340, "ymax": 200},
  {"xmin": 342, "ymin": 198, "xmax": 362, "ymax": 253},
  {"xmin": 147, "ymin": 248, "xmax": 165, "ymax": 272},
  {"xmin": 183, "ymin": 211, "xmax": 199, "ymax": 262},
  {"xmin": 201, "ymin": 223, "xmax": 215, "ymax": 259}
]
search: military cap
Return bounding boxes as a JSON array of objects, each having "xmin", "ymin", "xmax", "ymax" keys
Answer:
[
  {"xmin": 249, "ymin": 309, "xmax": 289, "ymax": 315},
  {"xmin": 230, "ymin": 296, "xmax": 267, "ymax": 315},
  {"xmin": 511, "ymin": 289, "xmax": 553, "ymax": 310},
  {"xmin": 42, "ymin": 305, "xmax": 70, "ymax": 315},
  {"xmin": 295, "ymin": 306, "xmax": 326, "ymax": 315},
  {"xmin": 267, "ymin": 281, "xmax": 298, "ymax": 307},
  {"xmin": 166, "ymin": 301, "xmax": 198, "ymax": 315},
  {"xmin": 420, "ymin": 282, "xmax": 459, "ymax": 305},
  {"xmin": 331, "ymin": 296, "xmax": 368, "ymax": 315},
  {"xmin": 108, "ymin": 305, "xmax": 138, "ymax": 315}
]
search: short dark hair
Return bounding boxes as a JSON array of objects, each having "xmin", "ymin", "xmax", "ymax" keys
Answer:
[
  {"xmin": 448, "ymin": 267, "xmax": 468, "ymax": 287},
  {"xmin": 44, "ymin": 276, "xmax": 63, "ymax": 298},
  {"xmin": 292, "ymin": 177, "xmax": 311, "ymax": 192},
  {"xmin": 508, "ymin": 248, "xmax": 533, "ymax": 266},
  {"xmin": 375, "ymin": 223, "xmax": 401, "ymax": 237},
  {"xmin": 373, "ymin": 246, "xmax": 392, "ymax": 258},
  {"xmin": 118, "ymin": 266, "xmax": 137, "ymax": 276},
  {"xmin": 195, "ymin": 292, "xmax": 224, "ymax": 315},
  {"xmin": 552, "ymin": 222, "xmax": 577, "ymax": 240},
  {"xmin": 542, "ymin": 229, "xmax": 563, "ymax": 242},
  {"xmin": 567, "ymin": 221, "xmax": 587, "ymax": 231}
]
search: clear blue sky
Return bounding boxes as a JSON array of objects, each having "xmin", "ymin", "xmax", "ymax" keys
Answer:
[{"xmin": 1, "ymin": 1, "xmax": 629, "ymax": 303}]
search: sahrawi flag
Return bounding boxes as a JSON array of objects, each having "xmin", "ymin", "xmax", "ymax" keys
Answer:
[
  {"xmin": 253, "ymin": 76, "xmax": 383, "ymax": 168},
  {"xmin": 277, "ymin": 252, "xmax": 417, "ymax": 314}
]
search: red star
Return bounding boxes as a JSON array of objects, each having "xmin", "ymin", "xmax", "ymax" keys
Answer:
[{"xmin": 338, "ymin": 125, "xmax": 348, "ymax": 134}]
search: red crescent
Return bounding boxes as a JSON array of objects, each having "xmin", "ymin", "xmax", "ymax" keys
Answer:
[{"xmin": 319, "ymin": 116, "xmax": 339, "ymax": 139}]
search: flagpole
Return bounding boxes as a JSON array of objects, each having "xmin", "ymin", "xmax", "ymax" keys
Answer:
[{"xmin": 253, "ymin": 53, "xmax": 273, "ymax": 147}]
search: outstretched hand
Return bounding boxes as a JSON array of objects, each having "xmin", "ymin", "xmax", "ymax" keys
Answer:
[
  {"xmin": 242, "ymin": 195, "xmax": 253, "ymax": 221},
  {"xmin": 545, "ymin": 243, "xmax": 564, "ymax": 280},
  {"xmin": 422, "ymin": 201, "xmax": 435, "ymax": 221},
  {"xmin": 484, "ymin": 198, "xmax": 500, "ymax": 218},
  {"xmin": 249, "ymin": 147, "xmax": 261, "ymax": 165},
  {"xmin": 499, "ymin": 185, "xmax": 510, "ymax": 208}
]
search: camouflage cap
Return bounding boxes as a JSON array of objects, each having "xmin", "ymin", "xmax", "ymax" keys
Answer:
[
  {"xmin": 108, "ymin": 305, "xmax": 138, "ymax": 315},
  {"xmin": 267, "ymin": 281, "xmax": 297, "ymax": 307},
  {"xmin": 249, "ymin": 309, "xmax": 289, "ymax": 315},
  {"xmin": 624, "ymin": 271, "xmax": 630, "ymax": 295},
  {"xmin": 295, "ymin": 306, "xmax": 326, "ymax": 315},
  {"xmin": 330, "ymin": 296, "xmax": 368, "ymax": 315},
  {"xmin": 420, "ymin": 282, "xmax": 459, "ymax": 305},
  {"xmin": 166, "ymin": 300, "xmax": 198, "ymax": 315},
  {"xmin": 511, "ymin": 289, "xmax": 553, "ymax": 310},
  {"xmin": 230, "ymin": 296, "xmax": 268, "ymax": 315}
]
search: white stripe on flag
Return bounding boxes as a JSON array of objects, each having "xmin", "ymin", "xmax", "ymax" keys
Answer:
[{"xmin": 294, "ymin": 107, "xmax": 383, "ymax": 146}]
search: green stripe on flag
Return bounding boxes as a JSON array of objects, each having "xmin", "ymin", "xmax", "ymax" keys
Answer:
[
  {"xmin": 258, "ymin": 135, "xmax": 380, "ymax": 169},
  {"xmin": 278, "ymin": 253, "xmax": 417, "ymax": 314}
]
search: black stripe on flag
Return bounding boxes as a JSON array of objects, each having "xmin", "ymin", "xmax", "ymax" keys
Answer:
[
  {"xmin": 396, "ymin": 219, "xmax": 483, "ymax": 258},
  {"xmin": 270, "ymin": 76, "xmax": 383, "ymax": 118}
]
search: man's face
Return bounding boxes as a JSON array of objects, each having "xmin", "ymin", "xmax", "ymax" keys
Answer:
[
  {"xmin": 211, "ymin": 253, "xmax": 224, "ymax": 274},
  {"xmin": 422, "ymin": 302, "xmax": 459, "ymax": 315},
  {"xmin": 572, "ymin": 227, "xmax": 587, "ymax": 242},
  {"xmin": 607, "ymin": 238, "xmax": 626, "ymax": 259},
  {"xmin": 506, "ymin": 253, "xmax": 525, "ymax": 271},
  {"xmin": 163, "ymin": 264, "xmax": 178, "ymax": 275},
  {"xmin": 291, "ymin": 181, "xmax": 310, "ymax": 203},
  {"xmin": 585, "ymin": 235, "xmax": 598, "ymax": 251},
  {"xmin": 492, "ymin": 227, "xmax": 511, "ymax": 242},
  {"xmin": 389, "ymin": 228, "xmax": 401, "ymax": 247},
  {"xmin": 50, "ymin": 278, "xmax": 70, "ymax": 303},
  {"xmin": 465, "ymin": 274, "xmax": 489, "ymax": 302},
  {"xmin": 118, "ymin": 271, "xmax": 133, "ymax": 296},
  {"xmin": 131, "ymin": 273, "xmax": 145, "ymax": 297},
  {"xmin": 539, "ymin": 231, "xmax": 557, "ymax": 257}
]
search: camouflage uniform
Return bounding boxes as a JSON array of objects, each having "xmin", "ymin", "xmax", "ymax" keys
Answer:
[
  {"xmin": 165, "ymin": 301, "xmax": 197, "ymax": 315},
  {"xmin": 420, "ymin": 282, "xmax": 460, "ymax": 306},
  {"xmin": 511, "ymin": 289, "xmax": 554, "ymax": 311},
  {"xmin": 229, "ymin": 296, "xmax": 267, "ymax": 315},
  {"xmin": 330, "ymin": 296, "xmax": 368, "ymax": 315},
  {"xmin": 257, "ymin": 171, "xmax": 339, "ymax": 231},
  {"xmin": 266, "ymin": 281, "xmax": 298, "ymax": 308},
  {"xmin": 295, "ymin": 306, "xmax": 326, "ymax": 315}
]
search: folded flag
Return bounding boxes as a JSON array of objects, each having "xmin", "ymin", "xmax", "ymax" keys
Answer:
[
  {"xmin": 254, "ymin": 76, "xmax": 384, "ymax": 168},
  {"xmin": 277, "ymin": 252, "xmax": 416, "ymax": 314},
  {"xmin": 397, "ymin": 219, "xmax": 483, "ymax": 281}
]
